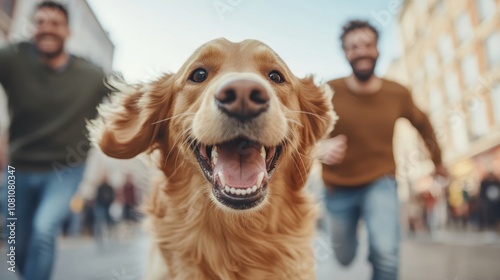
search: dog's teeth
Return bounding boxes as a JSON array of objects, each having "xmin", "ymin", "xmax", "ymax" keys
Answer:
[
  {"xmin": 260, "ymin": 146, "xmax": 266, "ymax": 159},
  {"xmin": 227, "ymin": 185, "xmax": 261, "ymax": 196},
  {"xmin": 218, "ymin": 172, "xmax": 226, "ymax": 187},
  {"xmin": 211, "ymin": 146, "xmax": 218, "ymax": 165},
  {"xmin": 257, "ymin": 172, "xmax": 264, "ymax": 188}
]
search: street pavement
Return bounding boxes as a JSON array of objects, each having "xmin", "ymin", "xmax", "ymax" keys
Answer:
[{"xmin": 1, "ymin": 226, "xmax": 500, "ymax": 280}]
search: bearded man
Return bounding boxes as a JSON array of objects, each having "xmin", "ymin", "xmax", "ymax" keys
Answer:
[
  {"xmin": 319, "ymin": 20, "xmax": 448, "ymax": 280},
  {"xmin": 0, "ymin": 2, "xmax": 107, "ymax": 279}
]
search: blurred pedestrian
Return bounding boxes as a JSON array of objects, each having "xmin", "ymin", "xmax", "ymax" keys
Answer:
[
  {"xmin": 0, "ymin": 2, "xmax": 107, "ymax": 279},
  {"xmin": 320, "ymin": 20, "xmax": 448, "ymax": 280},
  {"xmin": 68, "ymin": 192, "xmax": 85, "ymax": 237},
  {"xmin": 479, "ymin": 172, "xmax": 500, "ymax": 230},
  {"xmin": 447, "ymin": 181, "xmax": 466, "ymax": 228},
  {"xmin": 122, "ymin": 174, "xmax": 138, "ymax": 223},
  {"xmin": 82, "ymin": 199, "xmax": 95, "ymax": 237},
  {"xmin": 421, "ymin": 190, "xmax": 438, "ymax": 232},
  {"xmin": 94, "ymin": 174, "xmax": 115, "ymax": 246}
]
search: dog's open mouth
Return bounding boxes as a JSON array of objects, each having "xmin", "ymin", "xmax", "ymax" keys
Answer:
[{"xmin": 192, "ymin": 137, "xmax": 282, "ymax": 210}]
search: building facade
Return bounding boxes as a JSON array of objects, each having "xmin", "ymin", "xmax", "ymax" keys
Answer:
[
  {"xmin": 0, "ymin": 0, "xmax": 15, "ymax": 43},
  {"xmin": 395, "ymin": 0, "xmax": 500, "ymax": 195}
]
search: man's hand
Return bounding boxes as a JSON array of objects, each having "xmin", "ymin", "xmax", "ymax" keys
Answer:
[
  {"xmin": 70, "ymin": 193, "xmax": 85, "ymax": 213},
  {"xmin": 319, "ymin": 134, "xmax": 347, "ymax": 165},
  {"xmin": 433, "ymin": 163, "xmax": 449, "ymax": 179}
]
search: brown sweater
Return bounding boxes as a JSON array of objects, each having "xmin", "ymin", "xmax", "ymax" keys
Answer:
[{"xmin": 322, "ymin": 78, "xmax": 442, "ymax": 187}]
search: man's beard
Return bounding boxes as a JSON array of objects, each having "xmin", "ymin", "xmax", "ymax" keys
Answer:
[
  {"xmin": 40, "ymin": 46, "xmax": 64, "ymax": 58},
  {"xmin": 350, "ymin": 57, "xmax": 377, "ymax": 82},
  {"xmin": 34, "ymin": 34, "xmax": 65, "ymax": 59}
]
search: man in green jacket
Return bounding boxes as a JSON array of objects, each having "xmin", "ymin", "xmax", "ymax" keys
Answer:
[{"xmin": 0, "ymin": 2, "xmax": 108, "ymax": 279}]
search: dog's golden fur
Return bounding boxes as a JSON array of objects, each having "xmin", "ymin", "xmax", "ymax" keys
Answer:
[{"xmin": 90, "ymin": 38, "xmax": 336, "ymax": 280}]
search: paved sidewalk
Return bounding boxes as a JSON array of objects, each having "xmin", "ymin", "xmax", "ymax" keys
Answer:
[{"xmin": 1, "ymin": 228, "xmax": 500, "ymax": 279}]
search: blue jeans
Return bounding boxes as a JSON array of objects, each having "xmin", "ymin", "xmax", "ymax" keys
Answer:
[
  {"xmin": 2, "ymin": 163, "xmax": 86, "ymax": 280},
  {"xmin": 324, "ymin": 176, "xmax": 400, "ymax": 280},
  {"xmin": 93, "ymin": 203, "xmax": 114, "ymax": 246}
]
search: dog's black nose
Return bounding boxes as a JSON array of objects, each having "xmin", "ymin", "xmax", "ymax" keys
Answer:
[{"xmin": 214, "ymin": 79, "xmax": 270, "ymax": 121}]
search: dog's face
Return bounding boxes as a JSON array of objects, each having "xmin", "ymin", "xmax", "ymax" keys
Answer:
[{"xmin": 91, "ymin": 38, "xmax": 335, "ymax": 212}]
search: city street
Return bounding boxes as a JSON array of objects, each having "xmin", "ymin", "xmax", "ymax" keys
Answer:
[
  {"xmin": 1, "ymin": 1, "xmax": 500, "ymax": 280},
  {"xmin": 1, "ymin": 227, "xmax": 500, "ymax": 280}
]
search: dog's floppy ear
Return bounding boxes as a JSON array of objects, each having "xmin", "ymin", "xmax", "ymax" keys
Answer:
[
  {"xmin": 297, "ymin": 77, "xmax": 338, "ymax": 147},
  {"xmin": 89, "ymin": 74, "xmax": 174, "ymax": 159}
]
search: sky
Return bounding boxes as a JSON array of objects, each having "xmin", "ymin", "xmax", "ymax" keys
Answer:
[{"xmin": 86, "ymin": 0, "xmax": 404, "ymax": 83}]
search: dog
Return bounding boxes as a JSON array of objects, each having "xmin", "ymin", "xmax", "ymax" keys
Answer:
[{"xmin": 90, "ymin": 38, "xmax": 337, "ymax": 280}]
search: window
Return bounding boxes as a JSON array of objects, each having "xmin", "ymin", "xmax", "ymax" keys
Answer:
[
  {"xmin": 0, "ymin": 0, "xmax": 15, "ymax": 36},
  {"xmin": 432, "ymin": 0, "xmax": 445, "ymax": 16},
  {"xmin": 492, "ymin": 84, "xmax": 500, "ymax": 126},
  {"xmin": 429, "ymin": 87, "xmax": 444, "ymax": 126},
  {"xmin": 461, "ymin": 55, "xmax": 480, "ymax": 90},
  {"xmin": 444, "ymin": 72, "xmax": 462, "ymax": 104},
  {"xmin": 448, "ymin": 112, "xmax": 469, "ymax": 151},
  {"xmin": 455, "ymin": 12, "xmax": 474, "ymax": 43},
  {"xmin": 425, "ymin": 52, "xmax": 439, "ymax": 79},
  {"xmin": 401, "ymin": 12, "xmax": 416, "ymax": 46},
  {"xmin": 412, "ymin": 66, "xmax": 425, "ymax": 89},
  {"xmin": 485, "ymin": 32, "xmax": 500, "ymax": 70},
  {"xmin": 1, "ymin": 0, "xmax": 15, "ymax": 17},
  {"xmin": 438, "ymin": 34, "xmax": 455, "ymax": 64},
  {"xmin": 416, "ymin": 0, "xmax": 428, "ymax": 13},
  {"xmin": 468, "ymin": 98, "xmax": 490, "ymax": 139},
  {"xmin": 476, "ymin": 0, "xmax": 497, "ymax": 22}
]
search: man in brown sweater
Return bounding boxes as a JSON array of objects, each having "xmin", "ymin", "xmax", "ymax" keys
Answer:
[{"xmin": 320, "ymin": 20, "xmax": 448, "ymax": 280}]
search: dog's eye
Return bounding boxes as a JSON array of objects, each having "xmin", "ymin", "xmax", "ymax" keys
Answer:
[
  {"xmin": 189, "ymin": 68, "xmax": 208, "ymax": 83},
  {"xmin": 268, "ymin": 71, "xmax": 284, "ymax": 83}
]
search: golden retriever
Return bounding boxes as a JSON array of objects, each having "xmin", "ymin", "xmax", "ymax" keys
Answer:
[{"xmin": 90, "ymin": 38, "xmax": 336, "ymax": 280}]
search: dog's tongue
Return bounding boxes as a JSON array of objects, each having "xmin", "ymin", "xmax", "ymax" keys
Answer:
[{"xmin": 213, "ymin": 139, "xmax": 267, "ymax": 189}]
